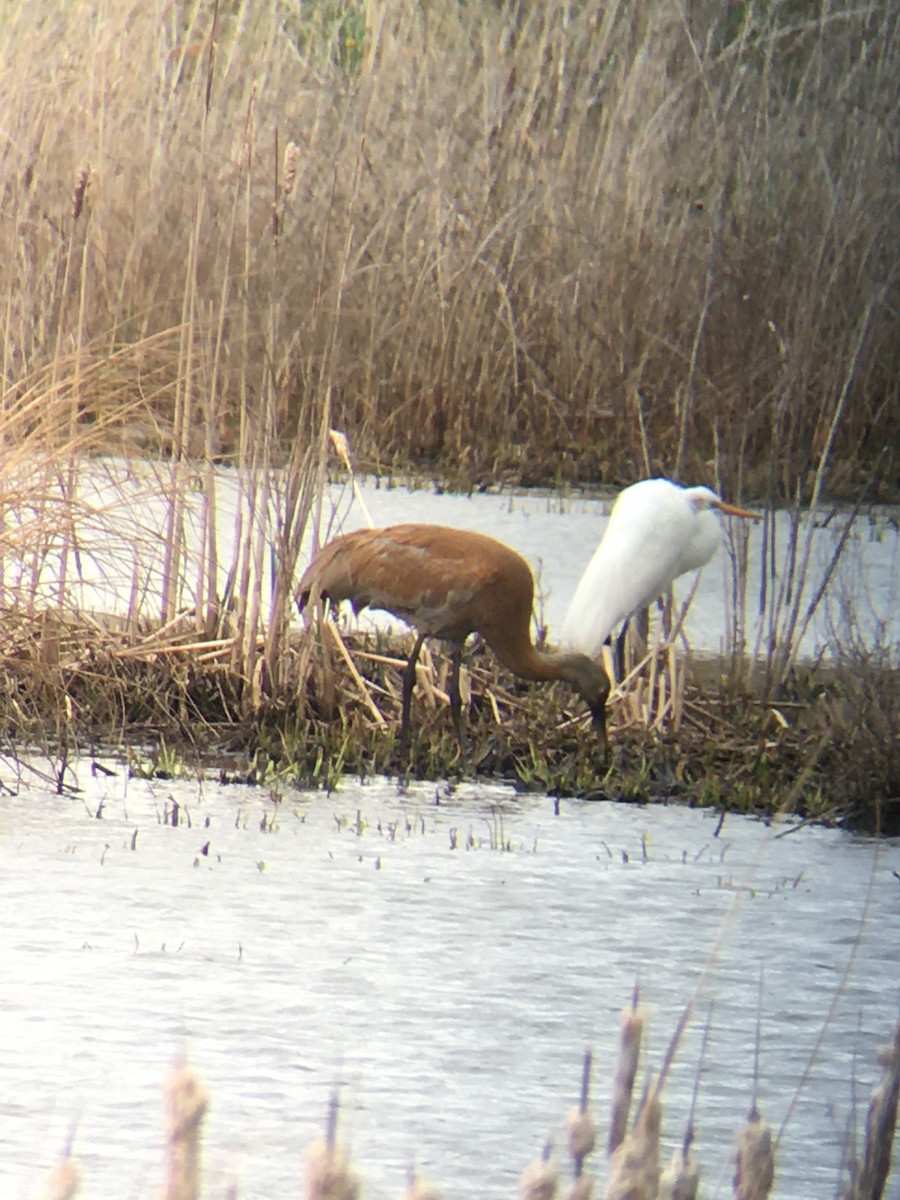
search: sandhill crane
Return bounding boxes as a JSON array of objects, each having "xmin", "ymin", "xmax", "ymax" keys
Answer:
[{"xmin": 296, "ymin": 523, "xmax": 611, "ymax": 751}]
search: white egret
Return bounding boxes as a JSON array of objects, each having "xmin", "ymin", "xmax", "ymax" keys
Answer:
[{"xmin": 561, "ymin": 479, "xmax": 759, "ymax": 659}]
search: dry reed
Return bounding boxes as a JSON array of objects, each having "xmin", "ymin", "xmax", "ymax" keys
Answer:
[{"xmin": 1, "ymin": 2, "xmax": 896, "ymax": 498}]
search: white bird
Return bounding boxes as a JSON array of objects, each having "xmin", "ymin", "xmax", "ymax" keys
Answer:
[{"xmin": 561, "ymin": 479, "xmax": 759, "ymax": 659}]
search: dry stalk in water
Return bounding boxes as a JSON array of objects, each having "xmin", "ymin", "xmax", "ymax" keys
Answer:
[
  {"xmin": 306, "ymin": 1092, "xmax": 359, "ymax": 1200},
  {"xmin": 842, "ymin": 1019, "xmax": 900, "ymax": 1200},
  {"xmin": 39, "ymin": 1154, "xmax": 80, "ymax": 1200},
  {"xmin": 519, "ymin": 1147, "xmax": 559, "ymax": 1200},
  {"xmin": 608, "ymin": 989, "xmax": 643, "ymax": 1155},
  {"xmin": 603, "ymin": 1083, "xmax": 662, "ymax": 1200},
  {"xmin": 732, "ymin": 1106, "xmax": 775, "ymax": 1200},
  {"xmin": 566, "ymin": 1046, "xmax": 596, "ymax": 1191},
  {"xmin": 658, "ymin": 1145, "xmax": 700, "ymax": 1200},
  {"xmin": 162, "ymin": 1059, "xmax": 209, "ymax": 1200},
  {"xmin": 565, "ymin": 1177, "xmax": 594, "ymax": 1200},
  {"xmin": 306, "ymin": 1138, "xmax": 360, "ymax": 1200},
  {"xmin": 403, "ymin": 1173, "xmax": 443, "ymax": 1200}
]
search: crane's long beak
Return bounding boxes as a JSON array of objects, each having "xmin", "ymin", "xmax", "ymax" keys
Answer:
[{"xmin": 715, "ymin": 500, "xmax": 761, "ymax": 520}]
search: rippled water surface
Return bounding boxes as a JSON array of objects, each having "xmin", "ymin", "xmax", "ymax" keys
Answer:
[{"xmin": 2, "ymin": 761, "xmax": 898, "ymax": 1198}]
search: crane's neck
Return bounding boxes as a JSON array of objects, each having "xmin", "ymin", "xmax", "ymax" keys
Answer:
[{"xmin": 485, "ymin": 637, "xmax": 610, "ymax": 737}]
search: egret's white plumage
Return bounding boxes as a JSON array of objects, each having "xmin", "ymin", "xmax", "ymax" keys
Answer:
[{"xmin": 561, "ymin": 479, "xmax": 759, "ymax": 658}]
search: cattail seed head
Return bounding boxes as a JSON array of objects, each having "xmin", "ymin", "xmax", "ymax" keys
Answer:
[
  {"xmin": 520, "ymin": 1154, "xmax": 559, "ymax": 1200},
  {"xmin": 733, "ymin": 1109, "xmax": 775, "ymax": 1200},
  {"xmin": 306, "ymin": 1138, "xmax": 360, "ymax": 1200},
  {"xmin": 566, "ymin": 1107, "xmax": 596, "ymax": 1160}
]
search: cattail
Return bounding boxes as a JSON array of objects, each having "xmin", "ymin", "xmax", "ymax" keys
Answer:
[
  {"xmin": 566, "ymin": 1106, "xmax": 596, "ymax": 1161},
  {"xmin": 604, "ymin": 1083, "xmax": 661, "ymax": 1200},
  {"xmin": 40, "ymin": 1156, "xmax": 80, "ymax": 1200},
  {"xmin": 283, "ymin": 140, "xmax": 300, "ymax": 197},
  {"xmin": 71, "ymin": 166, "xmax": 90, "ymax": 222},
  {"xmin": 658, "ymin": 1143, "xmax": 700, "ymax": 1200},
  {"xmin": 305, "ymin": 1138, "xmax": 360, "ymax": 1200},
  {"xmin": 608, "ymin": 989, "xmax": 643, "ymax": 1155},
  {"xmin": 844, "ymin": 1019, "xmax": 900, "ymax": 1200},
  {"xmin": 733, "ymin": 1106, "xmax": 775, "ymax": 1200},
  {"xmin": 520, "ymin": 1145, "xmax": 559, "ymax": 1200},
  {"xmin": 565, "ymin": 1175, "xmax": 594, "ymax": 1200},
  {"xmin": 162, "ymin": 1059, "xmax": 209, "ymax": 1200},
  {"xmin": 403, "ymin": 1172, "xmax": 443, "ymax": 1199}
]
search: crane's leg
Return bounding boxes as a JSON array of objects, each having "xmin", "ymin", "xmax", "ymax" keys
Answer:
[
  {"xmin": 399, "ymin": 633, "xmax": 426, "ymax": 758},
  {"xmin": 447, "ymin": 643, "xmax": 465, "ymax": 746}
]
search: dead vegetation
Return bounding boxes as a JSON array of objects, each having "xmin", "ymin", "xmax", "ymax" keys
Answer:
[
  {"xmin": 34, "ymin": 999, "xmax": 900, "ymax": 1199},
  {"xmin": 1, "ymin": 1, "xmax": 897, "ymax": 499},
  {"xmin": 1, "ymin": 609, "xmax": 896, "ymax": 833}
]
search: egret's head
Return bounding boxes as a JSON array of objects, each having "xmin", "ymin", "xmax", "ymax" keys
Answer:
[{"xmin": 686, "ymin": 486, "xmax": 759, "ymax": 520}]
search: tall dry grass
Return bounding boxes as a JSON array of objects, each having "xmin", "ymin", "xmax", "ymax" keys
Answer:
[
  {"xmin": 1, "ymin": 0, "xmax": 897, "ymax": 497},
  {"xmin": 0, "ymin": 0, "xmax": 896, "ymax": 790}
]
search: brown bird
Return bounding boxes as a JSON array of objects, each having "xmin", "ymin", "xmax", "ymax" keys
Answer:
[{"xmin": 296, "ymin": 523, "xmax": 611, "ymax": 751}]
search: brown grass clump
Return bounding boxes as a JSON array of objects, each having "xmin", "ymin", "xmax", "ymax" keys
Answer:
[
  {"xmin": 0, "ymin": 603, "xmax": 895, "ymax": 831},
  {"xmin": 1, "ymin": 2, "xmax": 896, "ymax": 499},
  {"xmin": 402, "ymin": 1174, "xmax": 443, "ymax": 1200},
  {"xmin": 306, "ymin": 1139, "xmax": 360, "ymax": 1200}
]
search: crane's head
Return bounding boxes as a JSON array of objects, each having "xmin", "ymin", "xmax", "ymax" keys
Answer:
[{"xmin": 557, "ymin": 653, "xmax": 611, "ymax": 751}]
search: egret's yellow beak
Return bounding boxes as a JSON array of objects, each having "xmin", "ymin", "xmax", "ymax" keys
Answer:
[{"xmin": 714, "ymin": 500, "xmax": 761, "ymax": 520}]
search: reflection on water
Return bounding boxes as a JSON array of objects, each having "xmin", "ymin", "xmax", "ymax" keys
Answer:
[{"xmin": 1, "ymin": 759, "xmax": 898, "ymax": 1199}]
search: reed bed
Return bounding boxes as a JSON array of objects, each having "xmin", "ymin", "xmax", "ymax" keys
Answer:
[
  {"xmin": 1, "ymin": 602, "xmax": 896, "ymax": 832},
  {"xmin": 1, "ymin": 0, "xmax": 897, "ymax": 500},
  {"xmin": 33, "ymin": 999, "xmax": 900, "ymax": 1198}
]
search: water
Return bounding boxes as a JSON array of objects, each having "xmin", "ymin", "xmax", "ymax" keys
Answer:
[{"xmin": 2, "ymin": 758, "xmax": 898, "ymax": 1198}]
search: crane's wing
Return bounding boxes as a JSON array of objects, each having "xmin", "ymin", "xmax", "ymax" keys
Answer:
[{"xmin": 296, "ymin": 524, "xmax": 522, "ymax": 641}]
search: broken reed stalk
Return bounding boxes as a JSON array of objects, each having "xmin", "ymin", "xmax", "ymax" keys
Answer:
[
  {"xmin": 567, "ymin": 1049, "xmax": 596, "ymax": 1178},
  {"xmin": 162, "ymin": 1060, "xmax": 209, "ymax": 1200}
]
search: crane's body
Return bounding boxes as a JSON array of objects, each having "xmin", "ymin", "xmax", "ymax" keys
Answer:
[
  {"xmin": 296, "ymin": 523, "xmax": 610, "ymax": 748},
  {"xmin": 561, "ymin": 479, "xmax": 759, "ymax": 659}
]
